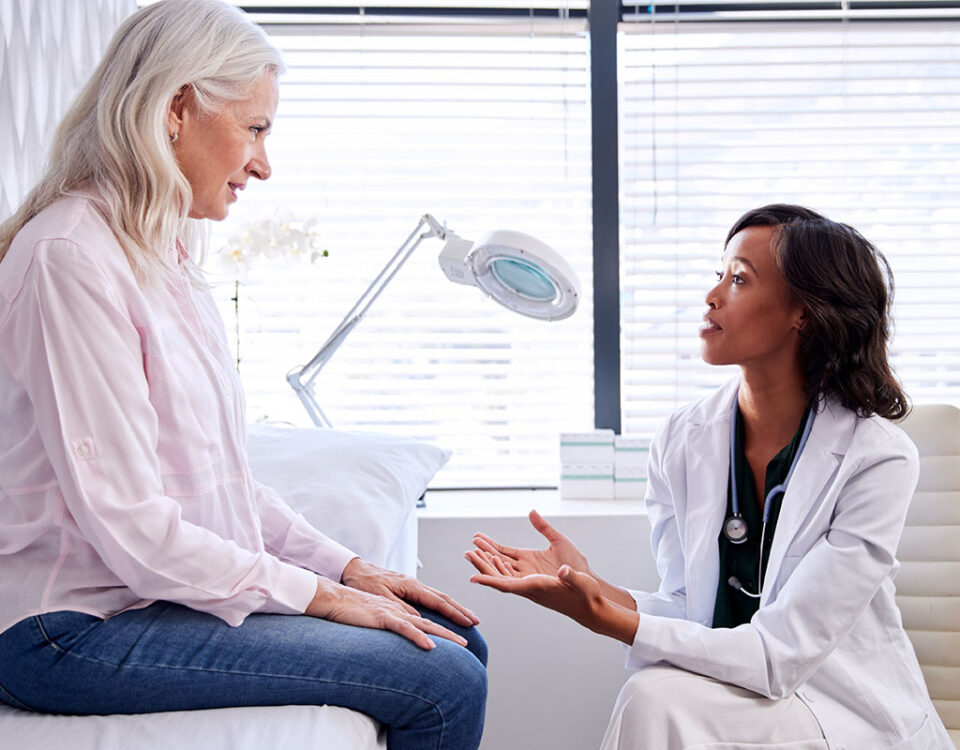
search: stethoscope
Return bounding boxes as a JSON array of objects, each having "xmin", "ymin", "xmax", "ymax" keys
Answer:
[{"xmin": 724, "ymin": 389, "xmax": 815, "ymax": 599}]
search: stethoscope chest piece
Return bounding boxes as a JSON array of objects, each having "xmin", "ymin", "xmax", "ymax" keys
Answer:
[
  {"xmin": 723, "ymin": 387, "xmax": 817, "ymax": 598},
  {"xmin": 724, "ymin": 514, "xmax": 749, "ymax": 544}
]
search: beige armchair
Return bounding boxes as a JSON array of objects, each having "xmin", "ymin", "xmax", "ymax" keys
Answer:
[{"xmin": 897, "ymin": 404, "xmax": 960, "ymax": 748}]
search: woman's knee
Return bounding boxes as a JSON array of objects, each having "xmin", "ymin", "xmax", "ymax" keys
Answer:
[
  {"xmin": 441, "ymin": 638, "xmax": 487, "ymax": 698},
  {"xmin": 462, "ymin": 626, "xmax": 488, "ymax": 667},
  {"xmin": 421, "ymin": 638, "xmax": 487, "ymax": 723},
  {"xmin": 417, "ymin": 607, "xmax": 488, "ymax": 669}
]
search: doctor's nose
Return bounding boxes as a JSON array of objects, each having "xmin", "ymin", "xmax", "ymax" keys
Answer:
[{"xmin": 705, "ymin": 282, "xmax": 722, "ymax": 308}]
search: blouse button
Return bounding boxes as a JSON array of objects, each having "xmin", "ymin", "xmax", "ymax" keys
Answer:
[{"xmin": 76, "ymin": 442, "xmax": 91, "ymax": 457}]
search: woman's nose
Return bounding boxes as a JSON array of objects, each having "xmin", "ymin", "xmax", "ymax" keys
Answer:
[
  {"xmin": 247, "ymin": 148, "xmax": 271, "ymax": 182},
  {"xmin": 705, "ymin": 281, "xmax": 722, "ymax": 308}
]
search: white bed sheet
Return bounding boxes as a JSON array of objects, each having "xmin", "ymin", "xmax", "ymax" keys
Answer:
[{"xmin": 0, "ymin": 701, "xmax": 386, "ymax": 750}]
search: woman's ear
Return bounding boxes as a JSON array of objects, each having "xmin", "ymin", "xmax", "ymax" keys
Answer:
[
  {"xmin": 795, "ymin": 308, "xmax": 808, "ymax": 332},
  {"xmin": 166, "ymin": 84, "xmax": 191, "ymax": 140}
]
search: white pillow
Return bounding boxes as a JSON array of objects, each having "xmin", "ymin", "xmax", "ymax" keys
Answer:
[{"xmin": 246, "ymin": 424, "xmax": 451, "ymax": 566}]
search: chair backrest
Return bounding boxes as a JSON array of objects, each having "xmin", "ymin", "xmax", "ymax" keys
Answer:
[{"xmin": 896, "ymin": 403, "xmax": 960, "ymax": 749}]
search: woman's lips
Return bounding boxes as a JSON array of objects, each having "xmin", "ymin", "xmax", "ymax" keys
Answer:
[{"xmin": 699, "ymin": 316, "xmax": 721, "ymax": 335}]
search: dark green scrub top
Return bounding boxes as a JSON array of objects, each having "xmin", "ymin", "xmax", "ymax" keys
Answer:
[{"xmin": 712, "ymin": 408, "xmax": 812, "ymax": 628}]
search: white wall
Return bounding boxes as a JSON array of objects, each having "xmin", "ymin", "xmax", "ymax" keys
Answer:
[{"xmin": 418, "ymin": 493, "xmax": 659, "ymax": 750}]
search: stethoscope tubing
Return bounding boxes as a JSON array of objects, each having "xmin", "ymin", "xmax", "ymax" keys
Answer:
[{"xmin": 725, "ymin": 388, "xmax": 816, "ymax": 598}]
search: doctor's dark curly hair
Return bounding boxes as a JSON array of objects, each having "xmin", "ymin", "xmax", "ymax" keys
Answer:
[{"xmin": 726, "ymin": 204, "xmax": 909, "ymax": 420}]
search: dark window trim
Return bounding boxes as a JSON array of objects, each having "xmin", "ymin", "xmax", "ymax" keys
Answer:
[{"xmin": 589, "ymin": 0, "xmax": 621, "ymax": 433}]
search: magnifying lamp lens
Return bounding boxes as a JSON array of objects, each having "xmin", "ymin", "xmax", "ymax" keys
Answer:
[{"xmin": 490, "ymin": 257, "xmax": 558, "ymax": 302}]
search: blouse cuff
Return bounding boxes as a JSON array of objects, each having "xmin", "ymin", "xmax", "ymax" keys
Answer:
[
  {"xmin": 307, "ymin": 533, "xmax": 359, "ymax": 583},
  {"xmin": 264, "ymin": 562, "xmax": 320, "ymax": 616}
]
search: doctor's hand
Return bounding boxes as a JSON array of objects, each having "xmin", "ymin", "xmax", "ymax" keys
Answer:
[
  {"xmin": 469, "ymin": 510, "xmax": 637, "ymax": 610},
  {"xmin": 340, "ymin": 557, "xmax": 480, "ymax": 628},
  {"xmin": 468, "ymin": 559, "xmax": 640, "ymax": 645},
  {"xmin": 471, "ymin": 510, "xmax": 591, "ymax": 579}
]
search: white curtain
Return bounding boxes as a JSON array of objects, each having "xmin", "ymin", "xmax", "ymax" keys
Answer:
[{"xmin": 0, "ymin": 0, "xmax": 134, "ymax": 220}]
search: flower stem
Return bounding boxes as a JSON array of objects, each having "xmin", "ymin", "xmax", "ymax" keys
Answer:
[{"xmin": 232, "ymin": 279, "xmax": 241, "ymax": 371}]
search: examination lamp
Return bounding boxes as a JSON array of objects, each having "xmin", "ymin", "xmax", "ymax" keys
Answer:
[{"xmin": 286, "ymin": 213, "xmax": 581, "ymax": 428}]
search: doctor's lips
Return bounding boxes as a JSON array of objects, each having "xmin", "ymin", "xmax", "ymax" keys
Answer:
[{"xmin": 699, "ymin": 315, "xmax": 721, "ymax": 335}]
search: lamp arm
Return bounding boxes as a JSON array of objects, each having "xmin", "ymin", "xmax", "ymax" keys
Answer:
[{"xmin": 287, "ymin": 213, "xmax": 453, "ymax": 427}]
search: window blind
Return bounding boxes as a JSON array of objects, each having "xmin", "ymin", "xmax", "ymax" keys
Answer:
[
  {"xmin": 202, "ymin": 14, "xmax": 594, "ymax": 487},
  {"xmin": 619, "ymin": 19, "xmax": 960, "ymax": 437},
  {"xmin": 621, "ymin": 0, "xmax": 960, "ymax": 22}
]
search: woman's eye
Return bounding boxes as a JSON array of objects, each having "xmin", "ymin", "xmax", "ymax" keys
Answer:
[
  {"xmin": 731, "ymin": 273, "xmax": 744, "ymax": 285},
  {"xmin": 714, "ymin": 270, "xmax": 723, "ymax": 281},
  {"xmin": 250, "ymin": 126, "xmax": 264, "ymax": 137}
]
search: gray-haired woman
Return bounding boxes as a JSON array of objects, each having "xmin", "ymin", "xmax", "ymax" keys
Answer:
[{"xmin": 0, "ymin": 3, "xmax": 486, "ymax": 748}]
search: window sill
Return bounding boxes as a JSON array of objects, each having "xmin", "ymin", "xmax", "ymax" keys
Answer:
[{"xmin": 419, "ymin": 487, "xmax": 646, "ymax": 519}]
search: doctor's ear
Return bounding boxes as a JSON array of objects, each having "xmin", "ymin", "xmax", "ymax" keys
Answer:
[{"xmin": 795, "ymin": 309, "xmax": 808, "ymax": 332}]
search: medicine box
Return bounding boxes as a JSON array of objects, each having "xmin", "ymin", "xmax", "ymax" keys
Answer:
[
  {"xmin": 559, "ymin": 430, "xmax": 615, "ymax": 464},
  {"xmin": 560, "ymin": 462, "xmax": 615, "ymax": 499},
  {"xmin": 614, "ymin": 465, "xmax": 647, "ymax": 499},
  {"xmin": 614, "ymin": 436, "xmax": 650, "ymax": 471}
]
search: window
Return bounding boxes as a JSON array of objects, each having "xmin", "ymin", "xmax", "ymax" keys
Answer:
[
  {"xmin": 127, "ymin": 0, "xmax": 960, "ymax": 484},
  {"xmin": 619, "ymin": 13, "xmax": 960, "ymax": 435},
  {"xmin": 203, "ymin": 7, "xmax": 594, "ymax": 487}
]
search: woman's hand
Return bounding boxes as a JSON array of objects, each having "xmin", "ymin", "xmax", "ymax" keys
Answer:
[
  {"xmin": 468, "ymin": 558, "xmax": 640, "ymax": 645},
  {"xmin": 340, "ymin": 557, "xmax": 479, "ymax": 628},
  {"xmin": 467, "ymin": 510, "xmax": 638, "ymax": 610},
  {"xmin": 306, "ymin": 575, "xmax": 469, "ymax": 650}
]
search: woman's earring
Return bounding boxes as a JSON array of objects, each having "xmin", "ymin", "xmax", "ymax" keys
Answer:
[{"xmin": 170, "ymin": 132, "xmax": 178, "ymax": 143}]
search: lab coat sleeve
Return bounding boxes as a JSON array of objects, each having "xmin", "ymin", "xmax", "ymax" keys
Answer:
[
  {"xmin": 625, "ymin": 429, "xmax": 919, "ymax": 699},
  {"xmin": 252, "ymin": 478, "xmax": 358, "ymax": 582},
  {"xmin": 3, "ymin": 240, "xmax": 319, "ymax": 626},
  {"xmin": 624, "ymin": 411, "xmax": 688, "ymax": 619}
]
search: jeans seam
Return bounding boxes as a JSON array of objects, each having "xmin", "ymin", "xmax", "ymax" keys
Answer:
[
  {"xmin": 32, "ymin": 615, "xmax": 64, "ymax": 652},
  {"xmin": 0, "ymin": 679, "xmax": 38, "ymax": 712},
  {"xmin": 0, "ymin": 656, "xmax": 40, "ymax": 714}
]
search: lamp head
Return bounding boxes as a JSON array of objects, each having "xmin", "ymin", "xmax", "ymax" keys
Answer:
[{"xmin": 438, "ymin": 228, "xmax": 580, "ymax": 321}]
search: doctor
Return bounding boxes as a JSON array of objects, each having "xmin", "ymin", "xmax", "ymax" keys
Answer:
[{"xmin": 467, "ymin": 204, "xmax": 952, "ymax": 750}]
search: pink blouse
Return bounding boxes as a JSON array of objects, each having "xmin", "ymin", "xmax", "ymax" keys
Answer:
[{"xmin": 0, "ymin": 195, "xmax": 356, "ymax": 635}]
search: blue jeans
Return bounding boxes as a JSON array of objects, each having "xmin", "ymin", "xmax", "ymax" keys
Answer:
[{"xmin": 0, "ymin": 602, "xmax": 487, "ymax": 750}]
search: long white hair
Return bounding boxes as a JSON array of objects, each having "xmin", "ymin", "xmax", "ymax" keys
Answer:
[{"xmin": 0, "ymin": 0, "xmax": 284, "ymax": 283}]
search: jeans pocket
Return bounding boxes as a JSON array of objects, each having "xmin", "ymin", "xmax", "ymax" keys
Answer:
[{"xmin": 33, "ymin": 611, "xmax": 103, "ymax": 652}]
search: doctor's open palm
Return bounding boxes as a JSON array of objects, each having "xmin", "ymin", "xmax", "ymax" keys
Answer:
[{"xmin": 469, "ymin": 510, "xmax": 592, "ymax": 579}]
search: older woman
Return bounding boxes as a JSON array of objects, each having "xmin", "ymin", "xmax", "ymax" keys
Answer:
[
  {"xmin": 468, "ymin": 205, "xmax": 952, "ymax": 750},
  {"xmin": 0, "ymin": 2, "xmax": 485, "ymax": 748}
]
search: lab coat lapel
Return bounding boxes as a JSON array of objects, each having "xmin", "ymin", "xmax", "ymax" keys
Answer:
[
  {"xmin": 682, "ymin": 394, "xmax": 735, "ymax": 624},
  {"xmin": 760, "ymin": 401, "xmax": 849, "ymax": 604}
]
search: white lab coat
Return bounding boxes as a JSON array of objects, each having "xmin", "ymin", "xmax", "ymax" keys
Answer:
[{"xmin": 624, "ymin": 378, "xmax": 952, "ymax": 750}]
